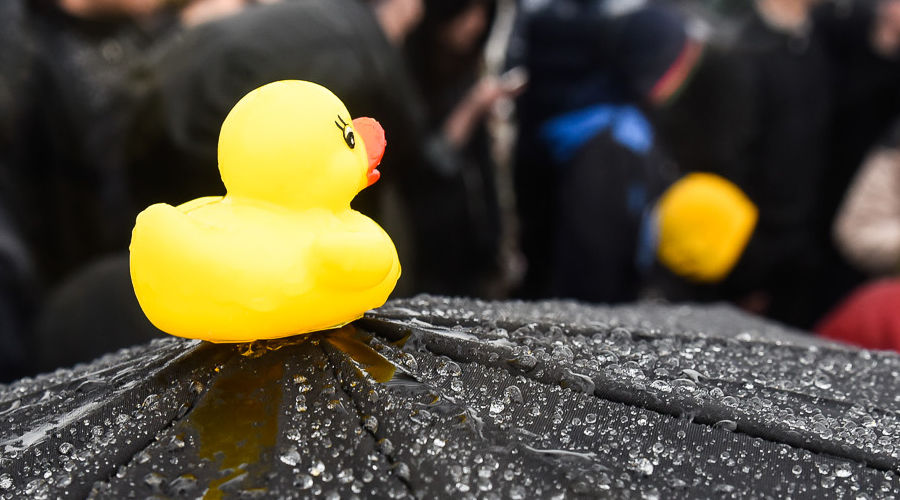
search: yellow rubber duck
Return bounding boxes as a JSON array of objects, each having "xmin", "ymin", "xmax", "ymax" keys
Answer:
[{"xmin": 129, "ymin": 80, "xmax": 401, "ymax": 342}]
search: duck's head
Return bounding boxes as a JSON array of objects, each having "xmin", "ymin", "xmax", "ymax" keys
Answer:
[{"xmin": 217, "ymin": 80, "xmax": 386, "ymax": 211}]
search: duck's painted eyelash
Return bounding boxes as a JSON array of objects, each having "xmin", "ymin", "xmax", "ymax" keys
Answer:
[{"xmin": 335, "ymin": 115, "xmax": 355, "ymax": 149}]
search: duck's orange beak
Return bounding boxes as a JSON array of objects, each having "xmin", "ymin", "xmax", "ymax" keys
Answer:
[{"xmin": 353, "ymin": 117, "xmax": 385, "ymax": 187}]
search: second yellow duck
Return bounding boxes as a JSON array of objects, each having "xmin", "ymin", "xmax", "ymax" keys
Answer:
[{"xmin": 129, "ymin": 80, "xmax": 401, "ymax": 342}]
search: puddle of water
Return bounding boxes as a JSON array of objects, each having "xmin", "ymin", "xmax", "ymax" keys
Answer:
[{"xmin": 183, "ymin": 360, "xmax": 283, "ymax": 500}]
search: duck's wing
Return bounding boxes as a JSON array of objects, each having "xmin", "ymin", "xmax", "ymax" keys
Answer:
[
  {"xmin": 311, "ymin": 225, "xmax": 397, "ymax": 291},
  {"xmin": 132, "ymin": 202, "xmax": 309, "ymax": 298}
]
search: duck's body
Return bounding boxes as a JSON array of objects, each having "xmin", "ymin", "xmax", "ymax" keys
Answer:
[{"xmin": 130, "ymin": 81, "xmax": 400, "ymax": 342}]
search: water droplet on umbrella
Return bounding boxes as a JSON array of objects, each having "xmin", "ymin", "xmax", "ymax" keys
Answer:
[
  {"xmin": 814, "ymin": 375, "xmax": 832, "ymax": 390},
  {"xmin": 436, "ymin": 360, "xmax": 462, "ymax": 377},
  {"xmin": 280, "ymin": 448, "xmax": 300, "ymax": 466},
  {"xmin": 393, "ymin": 462, "xmax": 410, "ymax": 480},
  {"xmin": 511, "ymin": 354, "xmax": 537, "ymax": 371},
  {"xmin": 24, "ymin": 478, "xmax": 48, "ymax": 498},
  {"xmin": 169, "ymin": 474, "xmax": 197, "ymax": 494},
  {"xmin": 166, "ymin": 435, "xmax": 185, "ymax": 451},
  {"xmin": 55, "ymin": 474, "xmax": 72, "ymax": 488},
  {"xmin": 189, "ymin": 380, "xmax": 204, "ymax": 395},
  {"xmin": 714, "ymin": 484, "xmax": 736, "ymax": 493},
  {"xmin": 309, "ymin": 461, "xmax": 325, "ymax": 477},
  {"xmin": 142, "ymin": 394, "xmax": 160, "ymax": 409},
  {"xmin": 401, "ymin": 353, "xmax": 418, "ymax": 371},
  {"xmin": 504, "ymin": 386, "xmax": 524, "ymax": 404},
  {"xmin": 297, "ymin": 475, "xmax": 313, "ymax": 489},
  {"xmin": 378, "ymin": 438, "xmax": 394, "ymax": 455},
  {"xmin": 363, "ymin": 415, "xmax": 378, "ymax": 433},
  {"xmin": 835, "ymin": 463, "xmax": 852, "ymax": 478},
  {"xmin": 650, "ymin": 380, "xmax": 671, "ymax": 393},
  {"xmin": 629, "ymin": 458, "xmax": 654, "ymax": 476},
  {"xmin": 714, "ymin": 420, "xmax": 737, "ymax": 432},
  {"xmin": 144, "ymin": 472, "xmax": 165, "ymax": 491}
]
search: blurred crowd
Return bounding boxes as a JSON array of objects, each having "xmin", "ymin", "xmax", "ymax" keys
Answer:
[{"xmin": 3, "ymin": 0, "xmax": 900, "ymax": 380}]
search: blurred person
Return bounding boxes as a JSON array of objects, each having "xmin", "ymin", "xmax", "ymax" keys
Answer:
[
  {"xmin": 817, "ymin": 119, "xmax": 900, "ymax": 352},
  {"xmin": 817, "ymin": 0, "xmax": 900, "ymax": 225},
  {"xmin": 403, "ymin": 0, "xmax": 518, "ymax": 296},
  {"xmin": 9, "ymin": 0, "xmax": 259, "ymax": 374},
  {"xmin": 693, "ymin": 0, "xmax": 833, "ymax": 328},
  {"xmin": 16, "ymin": 0, "xmax": 182, "ymax": 287},
  {"xmin": 812, "ymin": 0, "xmax": 900, "ymax": 317},
  {"xmin": 16, "ymin": 0, "xmax": 259, "ymax": 287},
  {"xmin": 713, "ymin": 0, "xmax": 900, "ymax": 327},
  {"xmin": 833, "ymin": 119, "xmax": 900, "ymax": 276},
  {"xmin": 511, "ymin": 0, "xmax": 702, "ymax": 302},
  {"xmin": 653, "ymin": 0, "xmax": 900, "ymax": 327},
  {"xmin": 0, "ymin": 0, "xmax": 181, "ymax": 376}
]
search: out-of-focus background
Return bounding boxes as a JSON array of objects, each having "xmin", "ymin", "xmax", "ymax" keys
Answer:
[{"xmin": 3, "ymin": 0, "xmax": 900, "ymax": 380}]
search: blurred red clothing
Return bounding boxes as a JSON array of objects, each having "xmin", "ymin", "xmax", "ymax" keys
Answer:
[{"xmin": 816, "ymin": 279, "xmax": 900, "ymax": 351}]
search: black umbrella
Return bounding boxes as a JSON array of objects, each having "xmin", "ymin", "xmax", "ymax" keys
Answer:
[{"xmin": 2, "ymin": 295, "xmax": 899, "ymax": 498}]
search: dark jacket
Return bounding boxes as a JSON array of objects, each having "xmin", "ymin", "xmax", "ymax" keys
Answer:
[
  {"xmin": 15, "ymin": 1, "xmax": 178, "ymax": 286},
  {"xmin": 706, "ymin": 10, "xmax": 832, "ymax": 327}
]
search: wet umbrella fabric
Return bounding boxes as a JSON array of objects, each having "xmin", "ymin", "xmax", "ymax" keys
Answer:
[{"xmin": 1, "ymin": 296, "xmax": 900, "ymax": 498}]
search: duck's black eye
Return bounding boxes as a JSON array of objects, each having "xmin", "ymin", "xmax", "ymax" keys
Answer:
[
  {"xmin": 335, "ymin": 116, "xmax": 355, "ymax": 149},
  {"xmin": 343, "ymin": 125, "xmax": 355, "ymax": 149}
]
